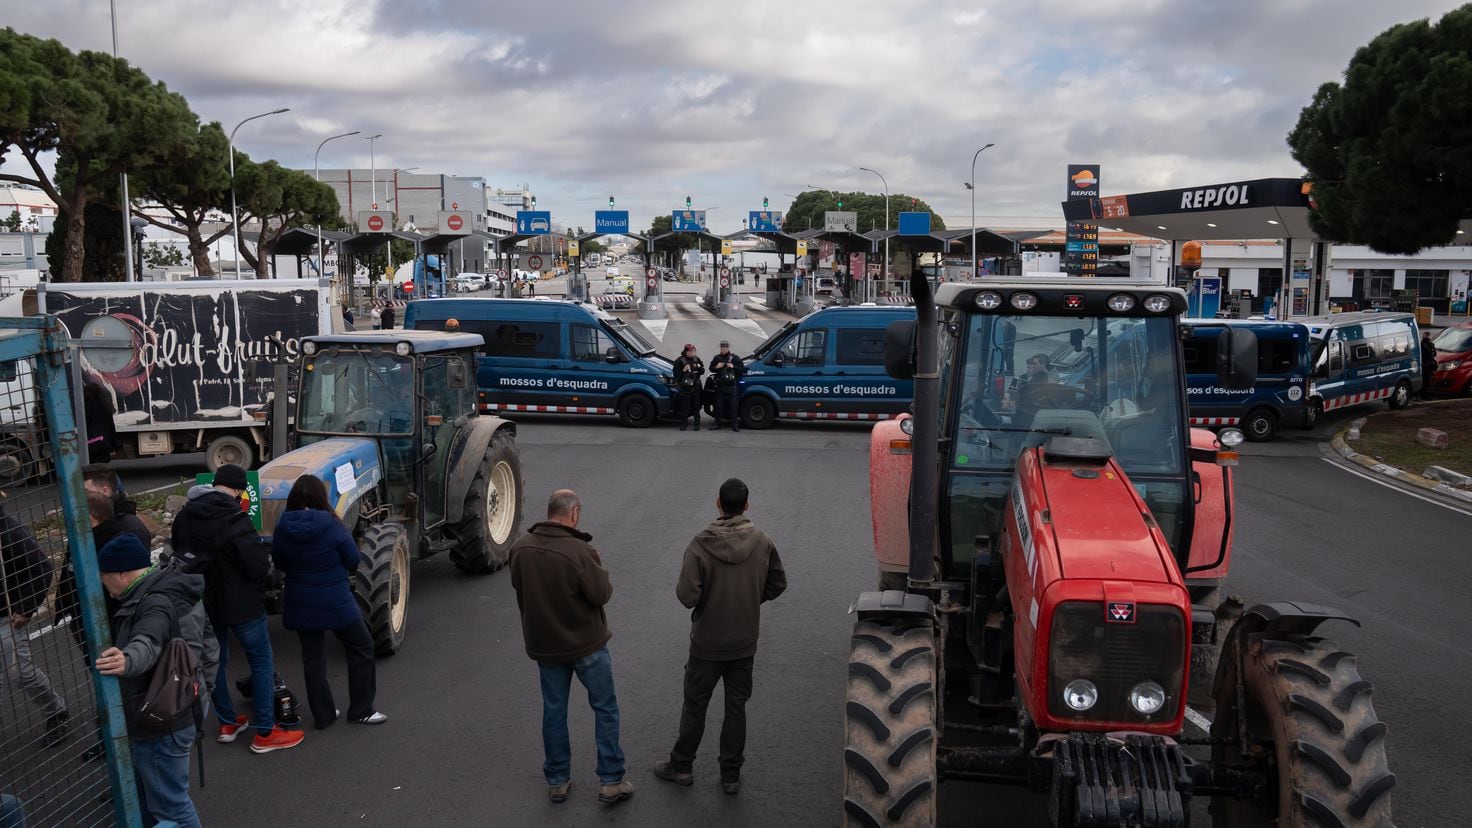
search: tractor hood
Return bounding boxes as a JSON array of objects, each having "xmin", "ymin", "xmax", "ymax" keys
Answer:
[{"xmin": 257, "ymin": 438, "xmax": 383, "ymax": 529}]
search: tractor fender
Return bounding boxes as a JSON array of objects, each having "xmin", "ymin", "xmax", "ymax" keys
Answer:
[
  {"xmin": 849, "ymin": 589, "xmax": 936, "ymax": 623},
  {"xmin": 1213, "ymin": 601, "xmax": 1359, "ymax": 699},
  {"xmin": 445, "ymin": 416, "xmax": 516, "ymax": 525},
  {"xmin": 870, "ymin": 415, "xmax": 912, "ymax": 572},
  {"xmin": 1185, "ymin": 427, "xmax": 1233, "ymax": 578}
]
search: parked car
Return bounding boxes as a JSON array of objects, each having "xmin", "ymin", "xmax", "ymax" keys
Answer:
[{"xmin": 1431, "ymin": 319, "xmax": 1472, "ymax": 397}]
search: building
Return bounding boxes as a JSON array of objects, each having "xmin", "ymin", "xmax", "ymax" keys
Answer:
[
  {"xmin": 313, "ymin": 169, "xmax": 490, "ymax": 234},
  {"xmin": 0, "ymin": 186, "xmax": 58, "ymax": 232}
]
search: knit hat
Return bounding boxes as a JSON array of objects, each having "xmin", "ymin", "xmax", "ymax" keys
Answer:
[
  {"xmin": 214, "ymin": 463, "xmax": 248, "ymax": 491},
  {"xmin": 97, "ymin": 533, "xmax": 150, "ymax": 573}
]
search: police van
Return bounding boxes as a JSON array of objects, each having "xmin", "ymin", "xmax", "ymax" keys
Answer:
[
  {"xmin": 733, "ymin": 305, "xmax": 915, "ymax": 428},
  {"xmin": 1302, "ymin": 311, "xmax": 1424, "ymax": 417},
  {"xmin": 1182, "ymin": 319, "xmax": 1313, "ymax": 440},
  {"xmin": 404, "ymin": 298, "xmax": 676, "ymax": 427}
]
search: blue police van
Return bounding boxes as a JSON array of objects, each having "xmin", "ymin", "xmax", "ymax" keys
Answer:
[
  {"xmin": 404, "ymin": 298, "xmax": 676, "ymax": 427},
  {"xmin": 734, "ymin": 305, "xmax": 915, "ymax": 428},
  {"xmin": 1182, "ymin": 319, "xmax": 1313, "ymax": 440},
  {"xmin": 1302, "ymin": 311, "xmax": 1423, "ymax": 417}
]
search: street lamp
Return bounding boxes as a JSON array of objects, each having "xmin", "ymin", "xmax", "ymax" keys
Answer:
[
  {"xmin": 968, "ymin": 143, "xmax": 995, "ymax": 281},
  {"xmin": 313, "ymin": 130, "xmax": 360, "ymax": 280},
  {"xmin": 109, "ymin": 0, "xmax": 136, "ymax": 281},
  {"xmin": 364, "ymin": 134, "xmax": 383, "ymax": 209},
  {"xmin": 858, "ymin": 167, "xmax": 889, "ymax": 302},
  {"xmin": 229, "ymin": 107, "xmax": 291, "ymax": 278}
]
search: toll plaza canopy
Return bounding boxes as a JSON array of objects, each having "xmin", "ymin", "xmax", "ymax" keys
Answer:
[
  {"xmin": 1060, "ymin": 177, "xmax": 1315, "ymax": 241},
  {"xmin": 267, "ymin": 227, "xmax": 353, "ymax": 256}
]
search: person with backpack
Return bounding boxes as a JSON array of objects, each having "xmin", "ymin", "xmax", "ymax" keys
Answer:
[
  {"xmin": 270, "ymin": 475, "xmax": 384, "ymax": 729},
  {"xmin": 171, "ymin": 463, "xmax": 303, "ymax": 754},
  {"xmin": 94, "ymin": 533, "xmax": 208, "ymax": 828}
]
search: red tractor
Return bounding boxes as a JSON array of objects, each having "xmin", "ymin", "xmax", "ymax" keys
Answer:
[{"xmin": 846, "ymin": 276, "xmax": 1394, "ymax": 826}]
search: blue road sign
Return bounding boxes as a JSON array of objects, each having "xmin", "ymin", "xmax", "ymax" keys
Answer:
[
  {"xmin": 595, "ymin": 210, "xmax": 630, "ymax": 234},
  {"xmin": 671, "ymin": 210, "xmax": 706, "ymax": 232},
  {"xmin": 748, "ymin": 211, "xmax": 782, "ymax": 233},
  {"xmin": 517, "ymin": 210, "xmax": 552, "ymax": 235},
  {"xmin": 897, "ymin": 212, "xmax": 931, "ymax": 236}
]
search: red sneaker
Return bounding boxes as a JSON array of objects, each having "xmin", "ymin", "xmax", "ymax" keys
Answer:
[
  {"xmin": 250, "ymin": 726, "xmax": 304, "ymax": 754},
  {"xmin": 216, "ymin": 716, "xmax": 249, "ymax": 744}
]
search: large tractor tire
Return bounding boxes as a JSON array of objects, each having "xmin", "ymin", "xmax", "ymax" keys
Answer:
[
  {"xmin": 356, "ymin": 522, "xmax": 410, "ymax": 656},
  {"xmin": 1187, "ymin": 584, "xmax": 1243, "ymax": 711},
  {"xmin": 843, "ymin": 619, "xmax": 937, "ymax": 827},
  {"xmin": 1211, "ymin": 634, "xmax": 1395, "ymax": 826},
  {"xmin": 450, "ymin": 433, "xmax": 524, "ymax": 573}
]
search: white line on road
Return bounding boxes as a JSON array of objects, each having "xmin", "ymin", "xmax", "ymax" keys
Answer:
[
  {"xmin": 642, "ymin": 318, "xmax": 668, "ymax": 341},
  {"xmin": 1323, "ymin": 458, "xmax": 1472, "ymax": 516},
  {"xmin": 1184, "ymin": 705, "xmax": 1214, "ymax": 733},
  {"xmin": 724, "ymin": 317, "xmax": 768, "ymax": 338}
]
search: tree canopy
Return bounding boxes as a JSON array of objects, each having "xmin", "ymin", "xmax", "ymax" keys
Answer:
[
  {"xmin": 783, "ymin": 190, "xmax": 946, "ymax": 234},
  {"xmin": 133, "ymin": 120, "xmax": 239, "ymax": 276},
  {"xmin": 1288, "ymin": 5, "xmax": 1472, "ymax": 254},
  {"xmin": 236, "ymin": 160, "xmax": 341, "ymax": 278}
]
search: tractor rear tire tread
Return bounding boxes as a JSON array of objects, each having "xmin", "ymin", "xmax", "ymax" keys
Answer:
[
  {"xmin": 844, "ymin": 619, "xmax": 936, "ymax": 827},
  {"xmin": 355, "ymin": 523, "xmax": 407, "ymax": 656},
  {"xmin": 449, "ymin": 433, "xmax": 524, "ymax": 574}
]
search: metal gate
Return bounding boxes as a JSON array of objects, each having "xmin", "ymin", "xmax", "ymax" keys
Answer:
[{"xmin": 0, "ymin": 316, "xmax": 139, "ymax": 827}]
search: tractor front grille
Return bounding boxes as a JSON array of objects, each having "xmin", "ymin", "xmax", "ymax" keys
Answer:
[{"xmin": 1047, "ymin": 601, "xmax": 1185, "ymax": 724}]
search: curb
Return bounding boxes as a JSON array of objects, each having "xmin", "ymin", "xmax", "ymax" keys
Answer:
[{"xmin": 1332, "ymin": 418, "xmax": 1472, "ymax": 504}]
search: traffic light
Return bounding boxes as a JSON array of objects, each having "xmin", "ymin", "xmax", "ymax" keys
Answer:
[
  {"xmin": 763, "ymin": 196, "xmax": 769, "ymax": 209},
  {"xmin": 686, "ymin": 195, "xmax": 692, "ymax": 209},
  {"xmin": 837, "ymin": 199, "xmax": 843, "ymax": 208},
  {"xmin": 531, "ymin": 195, "xmax": 537, "ymax": 209},
  {"xmin": 609, "ymin": 196, "xmax": 615, "ymax": 208}
]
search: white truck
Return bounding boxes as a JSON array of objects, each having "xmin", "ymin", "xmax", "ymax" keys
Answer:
[{"xmin": 39, "ymin": 279, "xmax": 332, "ymax": 471}]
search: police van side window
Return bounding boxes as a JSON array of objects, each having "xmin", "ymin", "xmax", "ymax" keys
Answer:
[
  {"xmin": 571, "ymin": 325, "xmax": 617, "ymax": 362},
  {"xmin": 1259, "ymin": 339, "xmax": 1297, "ymax": 374},
  {"xmin": 778, "ymin": 330, "xmax": 827, "ymax": 365},
  {"xmin": 486, "ymin": 322, "xmax": 560, "ymax": 359},
  {"xmin": 835, "ymin": 329, "xmax": 886, "ymax": 365},
  {"xmin": 1183, "ymin": 338, "xmax": 1217, "ymax": 374}
]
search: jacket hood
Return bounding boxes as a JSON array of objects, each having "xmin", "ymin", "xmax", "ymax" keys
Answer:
[
  {"xmin": 184, "ymin": 489, "xmax": 245, "ymax": 521},
  {"xmin": 276, "ymin": 508, "xmax": 340, "ymax": 540},
  {"xmin": 693, "ymin": 515, "xmax": 762, "ymax": 564},
  {"xmin": 186, "ymin": 484, "xmax": 215, "ymax": 500},
  {"xmin": 527, "ymin": 521, "xmax": 592, "ymax": 543},
  {"xmin": 126, "ymin": 566, "xmax": 204, "ymax": 612}
]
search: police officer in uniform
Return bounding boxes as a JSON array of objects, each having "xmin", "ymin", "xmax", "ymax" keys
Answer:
[
  {"xmin": 673, "ymin": 344, "xmax": 704, "ymax": 431},
  {"xmin": 708, "ymin": 341, "xmax": 744, "ymax": 432}
]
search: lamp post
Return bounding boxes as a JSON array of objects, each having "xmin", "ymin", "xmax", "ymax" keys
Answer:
[
  {"xmin": 364, "ymin": 134, "xmax": 383, "ymax": 208},
  {"xmin": 858, "ymin": 167, "xmax": 889, "ymax": 303},
  {"xmin": 229, "ymin": 107, "xmax": 290, "ymax": 278},
  {"xmin": 313, "ymin": 130, "xmax": 360, "ymax": 280},
  {"xmin": 109, "ymin": 0, "xmax": 138, "ymax": 281},
  {"xmin": 967, "ymin": 143, "xmax": 995, "ymax": 281}
]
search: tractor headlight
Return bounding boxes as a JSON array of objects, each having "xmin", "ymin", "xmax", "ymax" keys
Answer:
[
  {"xmin": 302, "ymin": 341, "xmax": 317, "ymax": 356},
  {"xmin": 1063, "ymin": 679, "xmax": 1098, "ymax": 712},
  {"xmin": 1129, "ymin": 681, "xmax": 1167, "ymax": 716},
  {"xmin": 899, "ymin": 417, "xmax": 914, "ymax": 435},
  {"xmin": 395, "ymin": 342, "xmax": 412, "ymax": 357},
  {"xmin": 1218, "ymin": 427, "xmax": 1245, "ymax": 447}
]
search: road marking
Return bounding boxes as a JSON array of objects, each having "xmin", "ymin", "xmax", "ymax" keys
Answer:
[
  {"xmin": 642, "ymin": 318, "xmax": 667, "ymax": 341},
  {"xmin": 1184, "ymin": 706, "xmax": 1213, "ymax": 733},
  {"xmin": 1323, "ymin": 458, "xmax": 1472, "ymax": 516},
  {"xmin": 724, "ymin": 317, "xmax": 768, "ymax": 338}
]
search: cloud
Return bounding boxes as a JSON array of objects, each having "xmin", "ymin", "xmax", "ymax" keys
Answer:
[{"xmin": 3, "ymin": 0, "xmax": 1464, "ymax": 231}]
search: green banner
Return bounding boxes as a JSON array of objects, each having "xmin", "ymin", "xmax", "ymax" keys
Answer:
[{"xmin": 194, "ymin": 470, "xmax": 263, "ymax": 531}]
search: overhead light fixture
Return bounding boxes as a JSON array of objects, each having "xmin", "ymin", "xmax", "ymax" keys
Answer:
[
  {"xmin": 1267, "ymin": 219, "xmax": 1280, "ymax": 225},
  {"xmin": 1206, "ymin": 223, "xmax": 1218, "ymax": 228},
  {"xmin": 1156, "ymin": 225, "xmax": 1167, "ymax": 231},
  {"xmin": 1459, "ymin": 230, "xmax": 1466, "ymax": 235}
]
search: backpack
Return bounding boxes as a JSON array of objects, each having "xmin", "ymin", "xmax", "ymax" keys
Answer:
[{"xmin": 133, "ymin": 597, "xmax": 210, "ymax": 785}]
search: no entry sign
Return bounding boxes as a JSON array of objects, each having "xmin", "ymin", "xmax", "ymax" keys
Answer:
[
  {"xmin": 528, "ymin": 255, "xmax": 544, "ymax": 270},
  {"xmin": 367, "ymin": 215, "xmax": 384, "ymax": 232},
  {"xmin": 446, "ymin": 214, "xmax": 464, "ymax": 232}
]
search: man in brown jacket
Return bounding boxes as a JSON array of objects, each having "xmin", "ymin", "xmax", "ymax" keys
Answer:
[
  {"xmin": 653, "ymin": 478, "xmax": 787, "ymax": 794},
  {"xmin": 509, "ymin": 489, "xmax": 633, "ymax": 807}
]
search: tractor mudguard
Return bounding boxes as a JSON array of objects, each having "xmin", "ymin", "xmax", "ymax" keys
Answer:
[
  {"xmin": 1213, "ymin": 601, "xmax": 1359, "ymax": 699},
  {"xmin": 1184, "ymin": 427, "xmax": 1233, "ymax": 579},
  {"xmin": 850, "ymin": 589, "xmax": 936, "ymax": 623},
  {"xmin": 869, "ymin": 415, "xmax": 912, "ymax": 573},
  {"xmin": 444, "ymin": 417, "xmax": 515, "ymax": 525}
]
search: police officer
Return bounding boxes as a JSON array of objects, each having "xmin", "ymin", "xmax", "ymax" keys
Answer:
[
  {"xmin": 673, "ymin": 344, "xmax": 704, "ymax": 431},
  {"xmin": 708, "ymin": 340, "xmax": 744, "ymax": 432}
]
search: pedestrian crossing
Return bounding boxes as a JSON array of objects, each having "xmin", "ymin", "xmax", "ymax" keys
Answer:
[{"xmin": 627, "ymin": 301, "xmax": 792, "ymax": 341}]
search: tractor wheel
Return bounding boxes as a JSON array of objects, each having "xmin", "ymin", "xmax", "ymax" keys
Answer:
[
  {"xmin": 1186, "ymin": 585, "xmax": 1242, "ymax": 711},
  {"xmin": 1387, "ymin": 380, "xmax": 1411, "ymax": 410},
  {"xmin": 356, "ymin": 522, "xmax": 411, "ymax": 656},
  {"xmin": 843, "ymin": 618, "xmax": 937, "ymax": 828},
  {"xmin": 450, "ymin": 432, "xmax": 524, "ymax": 574},
  {"xmin": 1211, "ymin": 634, "xmax": 1395, "ymax": 826}
]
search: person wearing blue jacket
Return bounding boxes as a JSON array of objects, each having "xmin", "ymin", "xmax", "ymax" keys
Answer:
[{"xmin": 269, "ymin": 475, "xmax": 385, "ymax": 729}]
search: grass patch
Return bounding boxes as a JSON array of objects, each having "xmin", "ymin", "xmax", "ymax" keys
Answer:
[{"xmin": 1352, "ymin": 399, "xmax": 1472, "ymax": 482}]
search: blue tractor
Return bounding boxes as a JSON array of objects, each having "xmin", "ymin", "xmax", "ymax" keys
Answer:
[{"xmin": 255, "ymin": 330, "xmax": 524, "ymax": 654}]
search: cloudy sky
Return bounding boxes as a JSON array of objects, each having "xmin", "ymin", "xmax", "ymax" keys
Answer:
[{"xmin": 3, "ymin": 0, "xmax": 1463, "ymax": 232}]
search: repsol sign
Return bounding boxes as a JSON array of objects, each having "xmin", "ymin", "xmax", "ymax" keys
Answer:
[{"xmin": 1180, "ymin": 184, "xmax": 1250, "ymax": 211}]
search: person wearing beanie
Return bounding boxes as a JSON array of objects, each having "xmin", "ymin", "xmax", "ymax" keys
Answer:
[
  {"xmin": 95, "ymin": 532, "xmax": 209, "ymax": 828},
  {"xmin": 672, "ymin": 344, "xmax": 704, "ymax": 431},
  {"xmin": 171, "ymin": 464, "xmax": 303, "ymax": 754}
]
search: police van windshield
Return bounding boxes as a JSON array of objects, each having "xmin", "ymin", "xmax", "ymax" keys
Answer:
[
  {"xmin": 950, "ymin": 314, "xmax": 1185, "ymax": 477},
  {"xmin": 751, "ymin": 321, "xmax": 797, "ymax": 359},
  {"xmin": 604, "ymin": 318, "xmax": 656, "ymax": 356},
  {"xmin": 298, "ymin": 350, "xmax": 414, "ymax": 436}
]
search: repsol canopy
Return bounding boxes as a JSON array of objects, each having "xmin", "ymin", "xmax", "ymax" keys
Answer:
[{"xmin": 1061, "ymin": 177, "xmax": 1314, "ymax": 241}]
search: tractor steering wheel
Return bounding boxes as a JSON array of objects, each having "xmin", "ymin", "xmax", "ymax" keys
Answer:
[
  {"xmin": 1018, "ymin": 382, "xmax": 1096, "ymax": 412},
  {"xmin": 343, "ymin": 406, "xmax": 383, "ymax": 434}
]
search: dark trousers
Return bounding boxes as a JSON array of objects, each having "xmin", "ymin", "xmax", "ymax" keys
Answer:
[
  {"xmin": 676, "ymin": 390, "xmax": 701, "ymax": 425},
  {"xmin": 714, "ymin": 385, "xmax": 740, "ymax": 426},
  {"xmin": 297, "ymin": 619, "xmax": 376, "ymax": 727},
  {"xmin": 669, "ymin": 655, "xmax": 754, "ymax": 780}
]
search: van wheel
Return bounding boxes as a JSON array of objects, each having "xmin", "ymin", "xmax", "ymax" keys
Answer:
[
  {"xmin": 1303, "ymin": 399, "xmax": 1321, "ymax": 429},
  {"xmin": 740, "ymin": 396, "xmax": 776, "ymax": 430},
  {"xmin": 1243, "ymin": 408, "xmax": 1278, "ymax": 441},
  {"xmin": 616, "ymin": 393, "xmax": 657, "ymax": 428},
  {"xmin": 1388, "ymin": 380, "xmax": 1411, "ymax": 410}
]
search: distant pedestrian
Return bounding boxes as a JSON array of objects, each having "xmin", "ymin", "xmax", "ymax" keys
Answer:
[
  {"xmin": 509, "ymin": 490, "xmax": 633, "ymax": 807},
  {"xmin": 673, "ymin": 344, "xmax": 704, "ymax": 431},
  {"xmin": 708, "ymin": 341, "xmax": 744, "ymax": 431},
  {"xmin": 95, "ymin": 533, "xmax": 208, "ymax": 828},
  {"xmin": 343, "ymin": 305, "xmax": 355, "ymax": 328},
  {"xmin": 82, "ymin": 382, "xmax": 119, "ymax": 466},
  {"xmin": 653, "ymin": 478, "xmax": 786, "ymax": 794},
  {"xmin": 0, "ymin": 499, "xmax": 68, "ymax": 747},
  {"xmin": 1420, "ymin": 332, "xmax": 1438, "ymax": 400},
  {"xmin": 381, "ymin": 304, "xmax": 396, "ymax": 331},
  {"xmin": 171, "ymin": 463, "xmax": 303, "ymax": 754},
  {"xmin": 270, "ymin": 475, "xmax": 384, "ymax": 729},
  {"xmin": 370, "ymin": 306, "xmax": 382, "ymax": 329}
]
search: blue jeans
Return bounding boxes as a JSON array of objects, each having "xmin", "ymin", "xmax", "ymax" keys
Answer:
[
  {"xmin": 537, "ymin": 647, "xmax": 624, "ymax": 786},
  {"xmin": 212, "ymin": 613, "xmax": 275, "ymax": 731},
  {"xmin": 132, "ymin": 724, "xmax": 201, "ymax": 828}
]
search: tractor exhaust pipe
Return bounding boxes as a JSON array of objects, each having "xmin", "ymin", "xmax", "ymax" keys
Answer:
[{"xmin": 908, "ymin": 271, "xmax": 938, "ymax": 586}]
